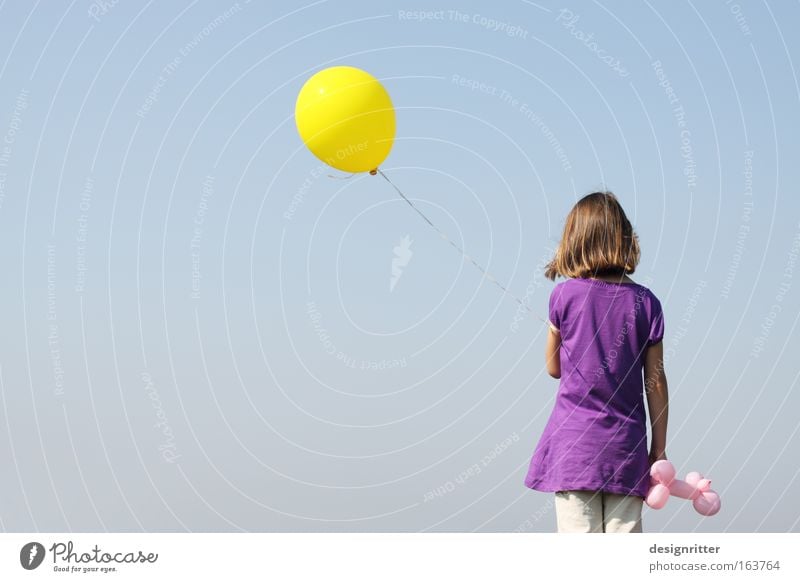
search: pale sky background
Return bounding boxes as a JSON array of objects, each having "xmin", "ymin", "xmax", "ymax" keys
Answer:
[{"xmin": 0, "ymin": 0, "xmax": 798, "ymax": 532}]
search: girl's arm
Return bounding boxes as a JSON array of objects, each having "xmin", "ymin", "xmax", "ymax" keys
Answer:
[
  {"xmin": 545, "ymin": 324, "xmax": 561, "ymax": 379},
  {"xmin": 644, "ymin": 340, "xmax": 669, "ymax": 462}
]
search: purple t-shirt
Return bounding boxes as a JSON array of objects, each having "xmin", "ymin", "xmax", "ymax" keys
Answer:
[{"xmin": 524, "ymin": 277, "xmax": 665, "ymax": 498}]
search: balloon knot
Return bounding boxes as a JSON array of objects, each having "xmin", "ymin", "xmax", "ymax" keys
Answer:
[{"xmin": 369, "ymin": 168, "xmax": 378, "ymax": 175}]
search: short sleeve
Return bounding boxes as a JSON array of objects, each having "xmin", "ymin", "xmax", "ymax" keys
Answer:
[
  {"xmin": 647, "ymin": 296, "xmax": 665, "ymax": 346},
  {"xmin": 548, "ymin": 285, "xmax": 562, "ymax": 332}
]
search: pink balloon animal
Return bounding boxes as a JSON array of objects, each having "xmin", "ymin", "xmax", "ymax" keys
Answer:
[{"xmin": 645, "ymin": 460, "xmax": 721, "ymax": 516}]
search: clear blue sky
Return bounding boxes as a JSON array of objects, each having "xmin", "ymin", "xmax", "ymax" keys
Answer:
[{"xmin": 0, "ymin": 0, "xmax": 798, "ymax": 533}]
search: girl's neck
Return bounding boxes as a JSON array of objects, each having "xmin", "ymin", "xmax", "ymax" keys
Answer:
[{"xmin": 587, "ymin": 268, "xmax": 634, "ymax": 284}]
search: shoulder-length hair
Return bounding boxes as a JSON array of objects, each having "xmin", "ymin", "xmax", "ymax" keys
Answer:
[{"xmin": 544, "ymin": 191, "xmax": 641, "ymax": 281}]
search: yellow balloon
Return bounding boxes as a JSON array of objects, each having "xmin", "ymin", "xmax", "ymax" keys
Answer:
[{"xmin": 295, "ymin": 66, "xmax": 395, "ymax": 173}]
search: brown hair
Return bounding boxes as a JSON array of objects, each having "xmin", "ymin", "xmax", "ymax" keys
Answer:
[{"xmin": 544, "ymin": 191, "xmax": 640, "ymax": 281}]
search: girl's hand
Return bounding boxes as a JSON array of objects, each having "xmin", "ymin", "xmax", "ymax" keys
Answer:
[{"xmin": 648, "ymin": 449, "xmax": 667, "ymax": 467}]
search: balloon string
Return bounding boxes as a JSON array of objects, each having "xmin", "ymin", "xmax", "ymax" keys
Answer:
[
  {"xmin": 376, "ymin": 168, "xmax": 586, "ymax": 376},
  {"xmin": 376, "ymin": 169, "xmax": 538, "ymax": 315},
  {"xmin": 376, "ymin": 169, "xmax": 549, "ymax": 321}
]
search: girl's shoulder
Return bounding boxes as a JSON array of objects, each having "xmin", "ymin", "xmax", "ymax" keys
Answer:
[{"xmin": 558, "ymin": 277, "xmax": 661, "ymax": 301}]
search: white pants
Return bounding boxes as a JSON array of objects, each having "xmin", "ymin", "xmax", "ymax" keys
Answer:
[{"xmin": 554, "ymin": 490, "xmax": 643, "ymax": 533}]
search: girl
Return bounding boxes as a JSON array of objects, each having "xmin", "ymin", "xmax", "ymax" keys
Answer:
[{"xmin": 524, "ymin": 191, "xmax": 669, "ymax": 533}]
